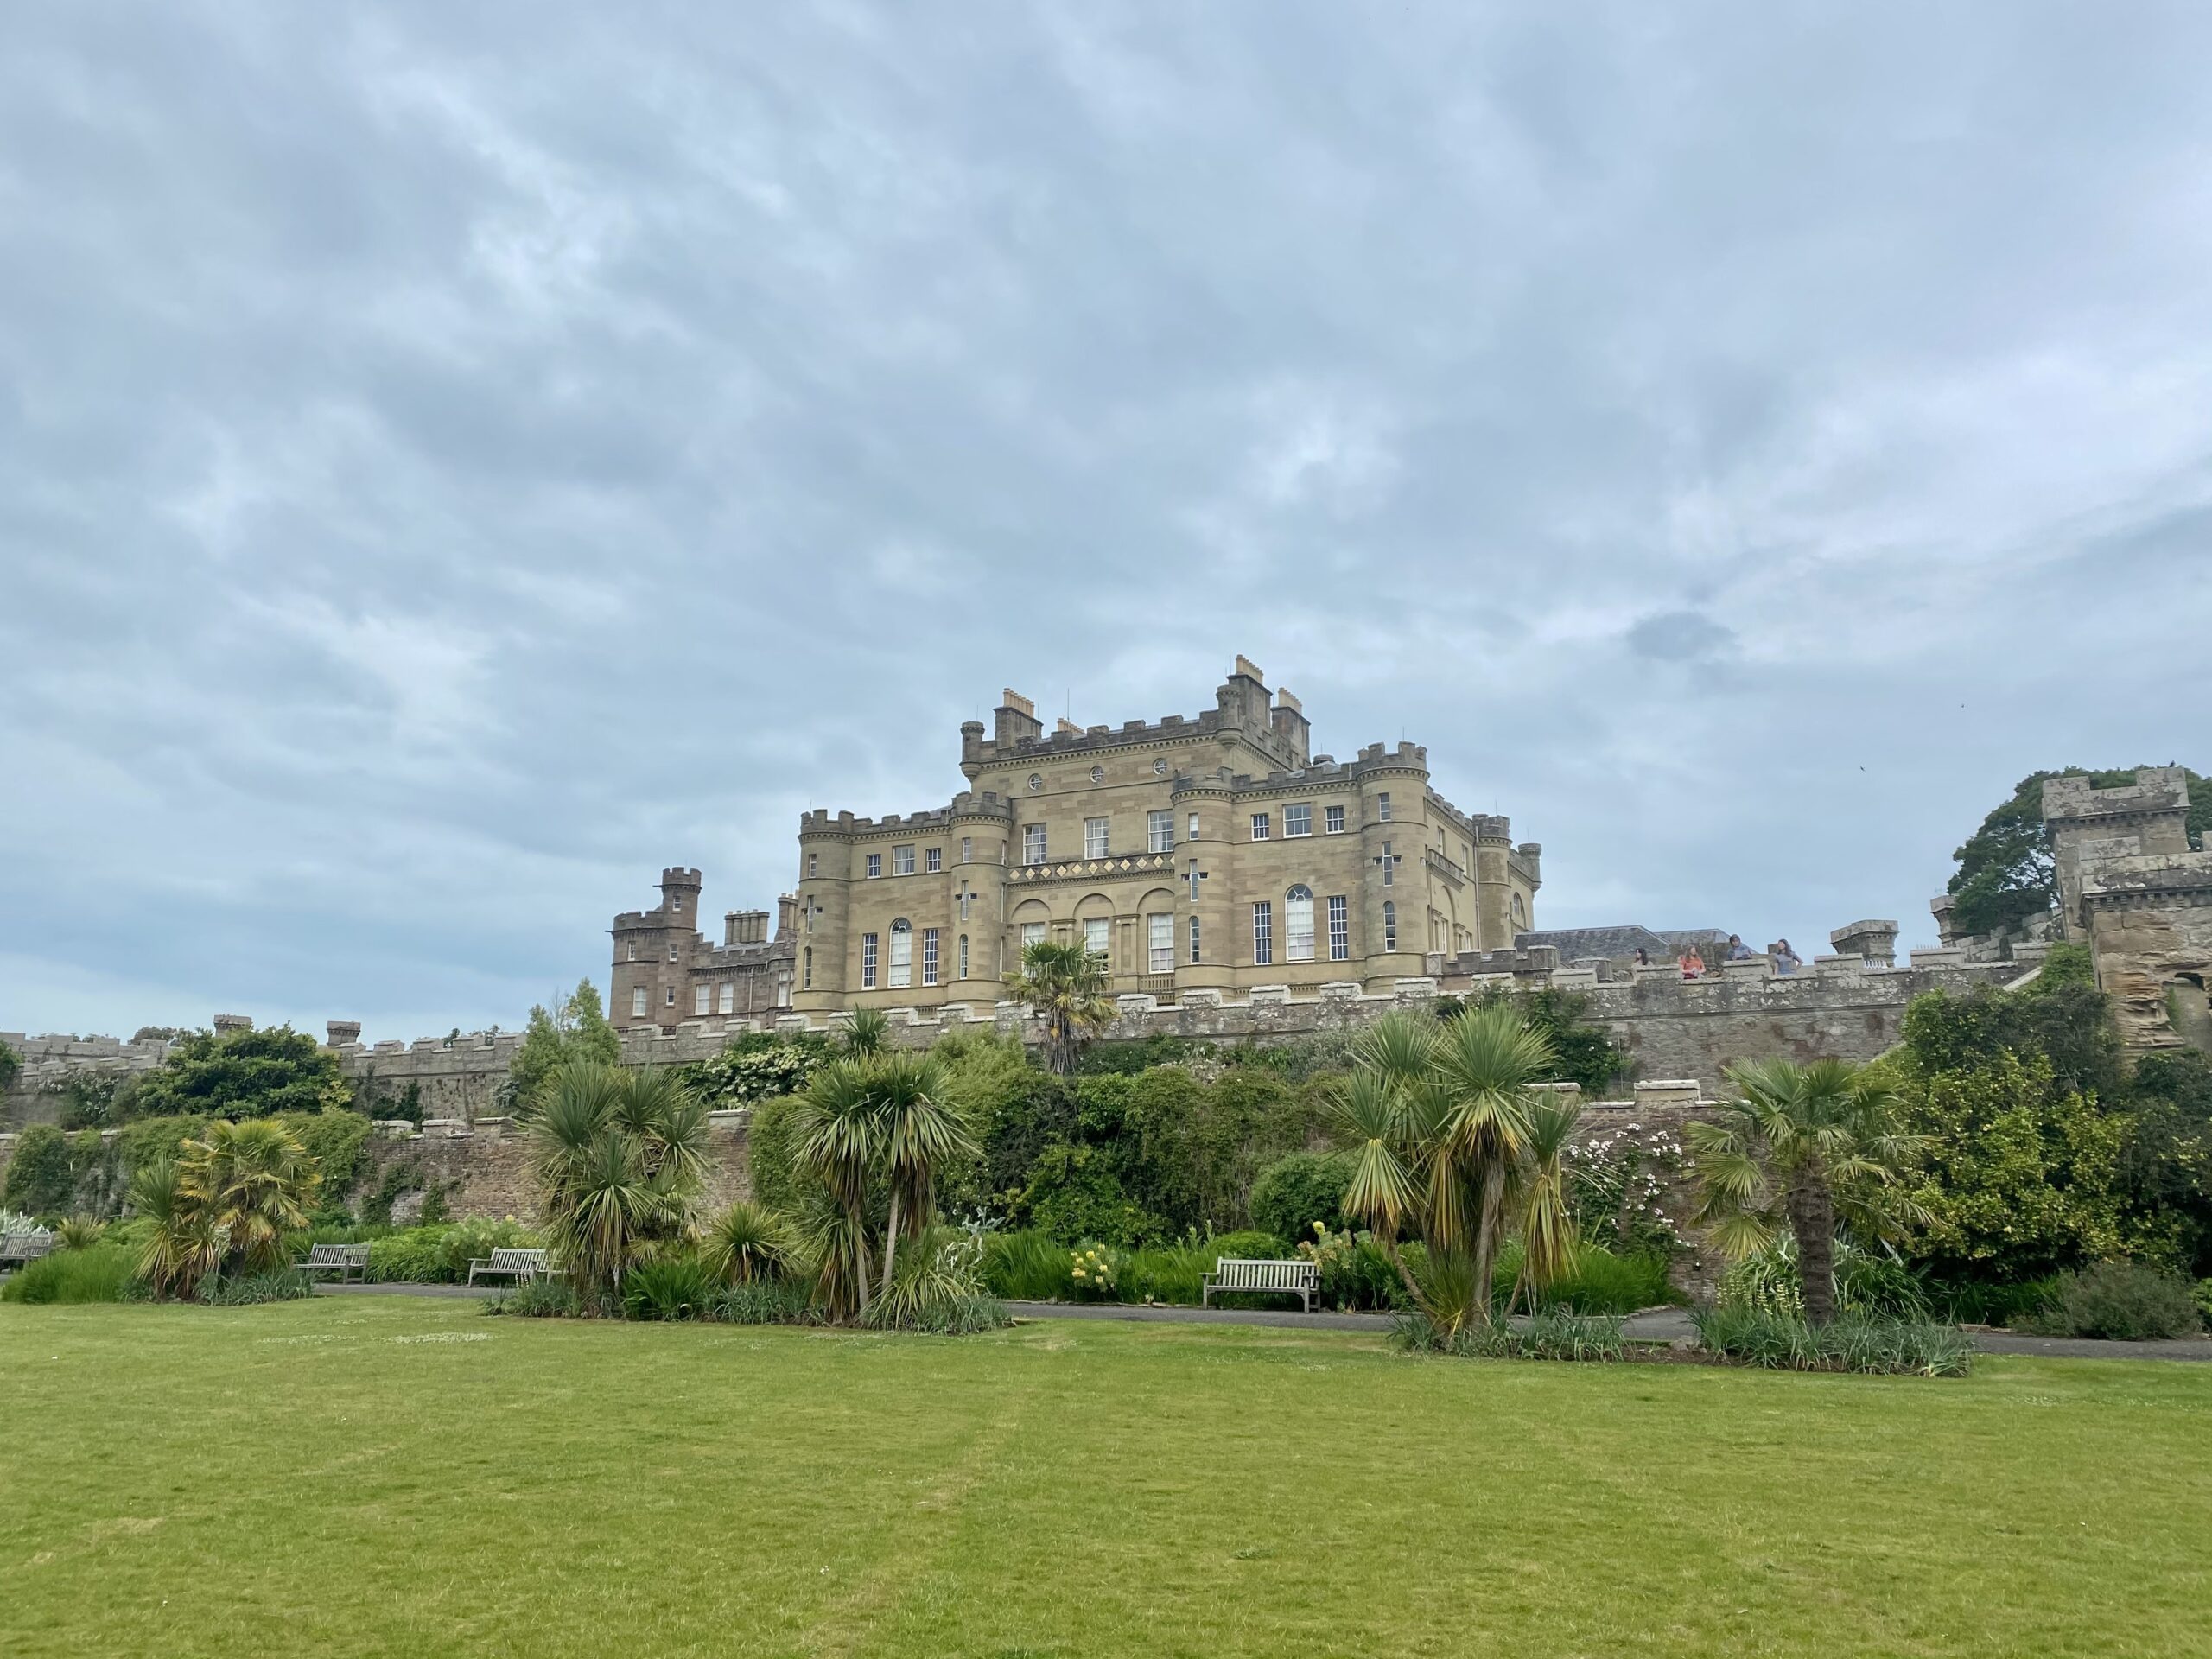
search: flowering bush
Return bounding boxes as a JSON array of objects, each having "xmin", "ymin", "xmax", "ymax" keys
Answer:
[
  {"xmin": 1067, "ymin": 1244, "xmax": 1122, "ymax": 1300},
  {"xmin": 1564, "ymin": 1123, "xmax": 1684, "ymax": 1255}
]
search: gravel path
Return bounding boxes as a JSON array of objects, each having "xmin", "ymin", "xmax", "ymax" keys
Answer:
[{"xmin": 311, "ymin": 1284, "xmax": 2212, "ymax": 1358}]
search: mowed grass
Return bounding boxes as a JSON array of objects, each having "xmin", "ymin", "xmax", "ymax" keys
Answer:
[{"xmin": 3, "ymin": 1299, "xmax": 2209, "ymax": 1659}]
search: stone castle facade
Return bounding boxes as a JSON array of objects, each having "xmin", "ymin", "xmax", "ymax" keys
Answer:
[{"xmin": 608, "ymin": 658, "xmax": 1541, "ymax": 1029}]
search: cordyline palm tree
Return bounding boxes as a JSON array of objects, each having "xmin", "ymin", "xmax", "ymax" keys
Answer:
[
  {"xmin": 840, "ymin": 1006, "xmax": 892, "ymax": 1059},
  {"xmin": 701, "ymin": 1199, "xmax": 794, "ymax": 1285},
  {"xmin": 179, "ymin": 1118, "xmax": 321, "ymax": 1275},
  {"xmin": 1006, "ymin": 940, "xmax": 1115, "ymax": 1075},
  {"xmin": 1508, "ymin": 1092, "xmax": 1583, "ymax": 1314},
  {"xmin": 1688, "ymin": 1055, "xmax": 1926, "ymax": 1325},
  {"xmin": 789, "ymin": 1050, "xmax": 976, "ymax": 1319},
  {"xmin": 527, "ymin": 1061, "xmax": 708, "ymax": 1302},
  {"xmin": 1336, "ymin": 1005, "xmax": 1561, "ymax": 1332}
]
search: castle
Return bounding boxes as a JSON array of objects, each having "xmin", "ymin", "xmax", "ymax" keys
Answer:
[{"xmin": 609, "ymin": 658, "xmax": 1542, "ymax": 1028}]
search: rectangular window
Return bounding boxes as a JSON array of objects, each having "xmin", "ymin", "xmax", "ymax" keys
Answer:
[
  {"xmin": 1147, "ymin": 913, "xmax": 1173, "ymax": 973},
  {"xmin": 1084, "ymin": 917, "xmax": 1109, "ymax": 962},
  {"xmin": 1023, "ymin": 824, "xmax": 1047, "ymax": 865},
  {"xmin": 893, "ymin": 845, "xmax": 915, "ymax": 876},
  {"xmin": 1084, "ymin": 817, "xmax": 1109, "ymax": 859},
  {"xmin": 1188, "ymin": 812, "xmax": 1200, "ymax": 840},
  {"xmin": 1382, "ymin": 841, "xmax": 1394, "ymax": 887},
  {"xmin": 1250, "ymin": 812, "xmax": 1270, "ymax": 841},
  {"xmin": 627, "ymin": 944, "xmax": 638, "ymax": 961},
  {"xmin": 960, "ymin": 836, "xmax": 973, "ymax": 864},
  {"xmin": 861, "ymin": 932, "xmax": 879, "ymax": 989},
  {"xmin": 1147, "ymin": 810, "xmax": 1173, "ymax": 853},
  {"xmin": 720, "ymin": 982, "xmax": 736, "ymax": 1014},
  {"xmin": 1287, "ymin": 894, "xmax": 1315, "ymax": 961},
  {"xmin": 1377, "ymin": 791, "xmax": 1392, "ymax": 822},
  {"xmin": 1252, "ymin": 901, "xmax": 1273, "ymax": 965},
  {"xmin": 889, "ymin": 925, "xmax": 912, "ymax": 989},
  {"xmin": 922, "ymin": 928, "xmax": 939, "ymax": 986},
  {"xmin": 925, "ymin": 847, "xmax": 942, "ymax": 874},
  {"xmin": 1186, "ymin": 859, "xmax": 1203, "ymax": 904},
  {"xmin": 958, "ymin": 934, "xmax": 969, "ymax": 979},
  {"xmin": 1383, "ymin": 901, "xmax": 1397, "ymax": 952},
  {"xmin": 1328, "ymin": 895, "xmax": 1350, "ymax": 961},
  {"xmin": 665, "ymin": 987, "xmax": 677, "ymax": 1007},
  {"xmin": 668, "ymin": 944, "xmax": 679, "ymax": 963},
  {"xmin": 803, "ymin": 947, "xmax": 813, "ymax": 990},
  {"xmin": 694, "ymin": 985, "xmax": 710, "ymax": 1017},
  {"xmin": 1325, "ymin": 804, "xmax": 1345, "ymax": 835},
  {"xmin": 866, "ymin": 852, "xmax": 882, "ymax": 879},
  {"xmin": 1284, "ymin": 803, "xmax": 1312, "ymax": 837},
  {"xmin": 808, "ymin": 853, "xmax": 819, "ymax": 878},
  {"xmin": 1021, "ymin": 920, "xmax": 1046, "ymax": 951},
  {"xmin": 1189, "ymin": 914, "xmax": 1202, "ymax": 963},
  {"xmin": 632, "ymin": 986, "xmax": 648, "ymax": 1018},
  {"xmin": 958, "ymin": 891, "xmax": 972, "ymax": 921}
]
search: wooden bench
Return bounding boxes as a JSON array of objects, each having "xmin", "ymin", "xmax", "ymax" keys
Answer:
[
  {"xmin": 1201, "ymin": 1256, "xmax": 1320, "ymax": 1313},
  {"xmin": 467, "ymin": 1247, "xmax": 556, "ymax": 1287},
  {"xmin": 0, "ymin": 1231, "xmax": 55, "ymax": 1271},
  {"xmin": 292, "ymin": 1243, "xmax": 371, "ymax": 1283}
]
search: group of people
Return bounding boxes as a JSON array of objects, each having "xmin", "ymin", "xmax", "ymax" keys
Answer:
[{"xmin": 1637, "ymin": 934, "xmax": 1802, "ymax": 979}]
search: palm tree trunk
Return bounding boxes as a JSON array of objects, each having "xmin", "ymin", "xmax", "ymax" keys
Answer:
[
  {"xmin": 880, "ymin": 1189, "xmax": 904, "ymax": 1300},
  {"xmin": 1790, "ymin": 1170, "xmax": 1838, "ymax": 1326},
  {"xmin": 1471, "ymin": 1160, "xmax": 1507, "ymax": 1326},
  {"xmin": 851, "ymin": 1204, "xmax": 873, "ymax": 1319},
  {"xmin": 1380, "ymin": 1234, "xmax": 1427, "ymax": 1314}
]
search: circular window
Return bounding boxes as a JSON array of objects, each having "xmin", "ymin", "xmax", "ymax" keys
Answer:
[
  {"xmin": 1090, "ymin": 765, "xmax": 1104, "ymax": 784},
  {"xmin": 1153, "ymin": 758, "xmax": 1167, "ymax": 775},
  {"xmin": 1027, "ymin": 773, "xmax": 1042, "ymax": 791}
]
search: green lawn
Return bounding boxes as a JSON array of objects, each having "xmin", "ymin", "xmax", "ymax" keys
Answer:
[{"xmin": 3, "ymin": 1298, "xmax": 2207, "ymax": 1658}]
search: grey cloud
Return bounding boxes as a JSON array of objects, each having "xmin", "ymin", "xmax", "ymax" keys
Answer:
[{"xmin": 3, "ymin": 3, "xmax": 2212, "ymax": 1036}]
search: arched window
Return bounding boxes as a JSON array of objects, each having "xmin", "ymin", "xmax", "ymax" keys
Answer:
[
  {"xmin": 889, "ymin": 918, "xmax": 913, "ymax": 989},
  {"xmin": 1511, "ymin": 892, "xmax": 1527, "ymax": 926},
  {"xmin": 1285, "ymin": 885, "xmax": 1315, "ymax": 962},
  {"xmin": 1382, "ymin": 900, "xmax": 1397, "ymax": 952},
  {"xmin": 958, "ymin": 933, "xmax": 969, "ymax": 979},
  {"xmin": 803, "ymin": 946, "xmax": 813, "ymax": 989}
]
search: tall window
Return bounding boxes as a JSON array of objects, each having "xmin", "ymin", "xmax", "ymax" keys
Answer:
[
  {"xmin": 861, "ymin": 932, "xmax": 880, "ymax": 989},
  {"xmin": 1252, "ymin": 901, "xmax": 1274, "ymax": 965},
  {"xmin": 632, "ymin": 986, "xmax": 648, "ymax": 1018},
  {"xmin": 1250, "ymin": 812, "xmax": 1270, "ymax": 841},
  {"xmin": 627, "ymin": 944, "xmax": 638, "ymax": 961},
  {"xmin": 1147, "ymin": 810, "xmax": 1173, "ymax": 853},
  {"xmin": 1189, "ymin": 914, "xmax": 1202, "ymax": 963},
  {"xmin": 807, "ymin": 853, "xmax": 819, "ymax": 877},
  {"xmin": 1023, "ymin": 824, "xmax": 1048, "ymax": 865},
  {"xmin": 666, "ymin": 987, "xmax": 677, "ymax": 1007},
  {"xmin": 1284, "ymin": 803, "xmax": 1312, "ymax": 837},
  {"xmin": 960, "ymin": 837, "xmax": 973, "ymax": 864},
  {"xmin": 1381, "ymin": 841, "xmax": 1394, "ymax": 886},
  {"xmin": 1188, "ymin": 812, "xmax": 1200, "ymax": 840},
  {"xmin": 922, "ymin": 927, "xmax": 939, "ymax": 985},
  {"xmin": 1382, "ymin": 901, "xmax": 1397, "ymax": 951},
  {"xmin": 1084, "ymin": 917, "xmax": 1109, "ymax": 962},
  {"xmin": 803, "ymin": 947, "xmax": 813, "ymax": 990},
  {"xmin": 1021, "ymin": 920, "xmax": 1046, "ymax": 952},
  {"xmin": 1285, "ymin": 886, "xmax": 1315, "ymax": 961},
  {"xmin": 1377, "ymin": 791, "xmax": 1392, "ymax": 821},
  {"xmin": 866, "ymin": 852, "xmax": 882, "ymax": 879},
  {"xmin": 959, "ymin": 891, "xmax": 972, "ymax": 921},
  {"xmin": 958, "ymin": 934, "xmax": 969, "ymax": 979},
  {"xmin": 1186, "ymin": 859, "xmax": 1203, "ymax": 903},
  {"xmin": 1327, "ymin": 895, "xmax": 1350, "ymax": 961},
  {"xmin": 695, "ymin": 985, "xmax": 711, "ymax": 1016},
  {"xmin": 668, "ymin": 944, "xmax": 679, "ymax": 962},
  {"xmin": 1512, "ymin": 892, "xmax": 1526, "ymax": 926},
  {"xmin": 926, "ymin": 847, "xmax": 942, "ymax": 874},
  {"xmin": 893, "ymin": 845, "xmax": 915, "ymax": 876},
  {"xmin": 1325, "ymin": 804, "xmax": 1345, "ymax": 834},
  {"xmin": 1084, "ymin": 817, "xmax": 1109, "ymax": 858},
  {"xmin": 1147, "ymin": 913, "xmax": 1173, "ymax": 973},
  {"xmin": 888, "ymin": 919, "xmax": 912, "ymax": 988},
  {"xmin": 720, "ymin": 982, "xmax": 736, "ymax": 1014}
]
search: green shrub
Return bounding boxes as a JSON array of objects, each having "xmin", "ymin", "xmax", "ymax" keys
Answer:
[
  {"xmin": 1692, "ymin": 1306, "xmax": 1974, "ymax": 1376},
  {"xmin": 1249, "ymin": 1152, "xmax": 1351, "ymax": 1247},
  {"xmin": 1539, "ymin": 1247, "xmax": 1675, "ymax": 1314},
  {"xmin": 623, "ymin": 1255, "xmax": 717, "ymax": 1320},
  {"xmin": 1394, "ymin": 1309, "xmax": 1627, "ymax": 1361},
  {"xmin": 709, "ymin": 1279, "xmax": 820, "ymax": 1325},
  {"xmin": 2016, "ymin": 1262, "xmax": 2202, "ymax": 1341},
  {"xmin": 1299, "ymin": 1224, "xmax": 1408, "ymax": 1312},
  {"xmin": 486, "ymin": 1277, "xmax": 582, "ymax": 1319},
  {"xmin": 365, "ymin": 1219, "xmax": 538, "ymax": 1284},
  {"xmin": 2, "ymin": 1124, "xmax": 92, "ymax": 1217},
  {"xmin": 1021, "ymin": 1143, "xmax": 1166, "ymax": 1246},
  {"xmin": 680, "ymin": 1034, "xmax": 830, "ymax": 1108},
  {"xmin": 200, "ymin": 1269, "xmax": 315, "ymax": 1306},
  {"xmin": 979, "ymin": 1230, "xmax": 1076, "ymax": 1300},
  {"xmin": 1, "ymin": 1243, "xmax": 138, "ymax": 1304}
]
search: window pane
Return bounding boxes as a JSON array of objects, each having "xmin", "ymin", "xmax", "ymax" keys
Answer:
[
  {"xmin": 866, "ymin": 853, "xmax": 882, "ymax": 879},
  {"xmin": 958, "ymin": 934, "xmax": 969, "ymax": 978},
  {"xmin": 1147, "ymin": 912, "xmax": 1173, "ymax": 973},
  {"xmin": 893, "ymin": 845, "xmax": 915, "ymax": 875},
  {"xmin": 862, "ymin": 932, "xmax": 879, "ymax": 989},
  {"xmin": 1023, "ymin": 825, "xmax": 1047, "ymax": 864},
  {"xmin": 923, "ymin": 928, "xmax": 938, "ymax": 986},
  {"xmin": 1377, "ymin": 792, "xmax": 1392, "ymax": 821},
  {"xmin": 1250, "ymin": 813, "xmax": 1269, "ymax": 841},
  {"xmin": 1084, "ymin": 817, "xmax": 1109, "ymax": 859},
  {"xmin": 1252, "ymin": 900, "xmax": 1273, "ymax": 965},
  {"xmin": 1147, "ymin": 810, "xmax": 1173, "ymax": 853},
  {"xmin": 926, "ymin": 847, "xmax": 942, "ymax": 873},
  {"xmin": 1084, "ymin": 917, "xmax": 1109, "ymax": 962},
  {"xmin": 1325, "ymin": 804, "xmax": 1344, "ymax": 834},
  {"xmin": 694, "ymin": 985, "xmax": 710, "ymax": 1016},
  {"xmin": 1021, "ymin": 921, "xmax": 1046, "ymax": 950},
  {"xmin": 1285, "ymin": 887, "xmax": 1314, "ymax": 961},
  {"xmin": 632, "ymin": 986, "xmax": 647, "ymax": 1017},
  {"xmin": 1188, "ymin": 812, "xmax": 1200, "ymax": 840},
  {"xmin": 1189, "ymin": 915, "xmax": 1202, "ymax": 963},
  {"xmin": 889, "ymin": 920, "xmax": 912, "ymax": 988},
  {"xmin": 1285, "ymin": 804, "xmax": 1311, "ymax": 837},
  {"xmin": 1328, "ymin": 895, "xmax": 1349, "ymax": 961},
  {"xmin": 720, "ymin": 982, "xmax": 736, "ymax": 1014}
]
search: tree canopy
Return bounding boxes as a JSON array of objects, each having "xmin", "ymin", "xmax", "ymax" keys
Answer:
[
  {"xmin": 130, "ymin": 1025, "xmax": 348, "ymax": 1120},
  {"xmin": 505, "ymin": 980, "xmax": 620, "ymax": 1110}
]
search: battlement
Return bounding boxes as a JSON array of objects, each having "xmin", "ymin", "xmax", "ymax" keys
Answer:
[
  {"xmin": 958, "ymin": 660, "xmax": 1312, "ymax": 773},
  {"xmin": 800, "ymin": 794, "xmax": 1013, "ymax": 838},
  {"xmin": 1204, "ymin": 742, "xmax": 1431, "ymax": 795},
  {"xmin": 2044, "ymin": 767, "xmax": 2192, "ymax": 825}
]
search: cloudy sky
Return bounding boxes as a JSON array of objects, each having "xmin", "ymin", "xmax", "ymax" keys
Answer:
[{"xmin": 4, "ymin": 4, "xmax": 2209, "ymax": 1042}]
